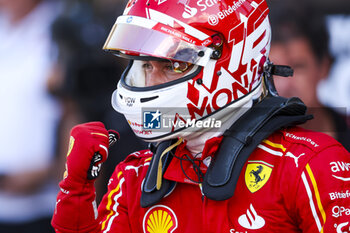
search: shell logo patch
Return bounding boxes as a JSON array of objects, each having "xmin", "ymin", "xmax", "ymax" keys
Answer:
[
  {"xmin": 245, "ymin": 161, "xmax": 273, "ymax": 193},
  {"xmin": 143, "ymin": 205, "xmax": 178, "ymax": 233}
]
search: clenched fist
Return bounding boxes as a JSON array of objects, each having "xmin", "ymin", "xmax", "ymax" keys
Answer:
[
  {"xmin": 52, "ymin": 122, "xmax": 118, "ymax": 231},
  {"xmin": 63, "ymin": 122, "xmax": 118, "ymax": 184}
]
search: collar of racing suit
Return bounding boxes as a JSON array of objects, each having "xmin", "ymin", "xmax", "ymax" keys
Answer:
[
  {"xmin": 141, "ymin": 136, "xmax": 223, "ymax": 207},
  {"xmin": 163, "ymin": 136, "xmax": 223, "ymax": 185}
]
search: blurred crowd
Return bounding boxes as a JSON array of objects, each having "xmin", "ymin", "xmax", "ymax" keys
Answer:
[
  {"xmin": 268, "ymin": 1, "xmax": 350, "ymax": 150},
  {"xmin": 0, "ymin": 0, "xmax": 146, "ymax": 232},
  {"xmin": 0, "ymin": 0, "xmax": 349, "ymax": 232}
]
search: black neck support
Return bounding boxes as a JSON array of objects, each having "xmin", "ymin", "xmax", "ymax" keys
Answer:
[{"xmin": 202, "ymin": 96, "xmax": 312, "ymax": 200}]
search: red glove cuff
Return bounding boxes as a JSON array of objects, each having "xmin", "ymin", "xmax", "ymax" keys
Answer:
[{"xmin": 52, "ymin": 179, "xmax": 100, "ymax": 233}]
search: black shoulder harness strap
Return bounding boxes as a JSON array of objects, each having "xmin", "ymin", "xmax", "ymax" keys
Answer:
[
  {"xmin": 141, "ymin": 140, "xmax": 177, "ymax": 207},
  {"xmin": 202, "ymin": 96, "xmax": 312, "ymax": 200}
]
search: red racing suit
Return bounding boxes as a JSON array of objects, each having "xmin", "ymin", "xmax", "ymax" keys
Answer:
[{"xmin": 52, "ymin": 126, "xmax": 350, "ymax": 233}]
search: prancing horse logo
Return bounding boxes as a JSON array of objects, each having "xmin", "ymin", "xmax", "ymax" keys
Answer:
[
  {"xmin": 245, "ymin": 162, "xmax": 273, "ymax": 193},
  {"xmin": 250, "ymin": 165, "xmax": 265, "ymax": 187}
]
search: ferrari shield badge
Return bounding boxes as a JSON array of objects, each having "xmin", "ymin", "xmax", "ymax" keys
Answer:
[{"xmin": 245, "ymin": 161, "xmax": 273, "ymax": 193}]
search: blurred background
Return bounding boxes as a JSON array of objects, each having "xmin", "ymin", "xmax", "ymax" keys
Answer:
[{"xmin": 0, "ymin": 0, "xmax": 349, "ymax": 232}]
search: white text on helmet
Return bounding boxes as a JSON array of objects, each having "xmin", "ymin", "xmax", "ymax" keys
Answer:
[{"xmin": 197, "ymin": 0, "xmax": 221, "ymax": 11}]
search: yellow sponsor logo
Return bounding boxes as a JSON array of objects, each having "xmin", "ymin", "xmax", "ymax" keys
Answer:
[
  {"xmin": 143, "ymin": 205, "xmax": 178, "ymax": 233},
  {"xmin": 63, "ymin": 164, "xmax": 68, "ymax": 179},
  {"xmin": 245, "ymin": 161, "xmax": 273, "ymax": 193},
  {"xmin": 63, "ymin": 136, "xmax": 75, "ymax": 179},
  {"xmin": 67, "ymin": 136, "xmax": 75, "ymax": 157}
]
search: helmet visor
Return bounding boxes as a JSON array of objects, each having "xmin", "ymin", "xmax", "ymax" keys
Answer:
[
  {"xmin": 124, "ymin": 59, "xmax": 199, "ymax": 88},
  {"xmin": 103, "ymin": 16, "xmax": 213, "ymax": 67}
]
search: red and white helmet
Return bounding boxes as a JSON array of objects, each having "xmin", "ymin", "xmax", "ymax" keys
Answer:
[{"xmin": 104, "ymin": 0, "xmax": 271, "ymax": 142}]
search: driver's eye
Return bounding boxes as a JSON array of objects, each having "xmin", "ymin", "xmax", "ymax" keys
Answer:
[
  {"xmin": 141, "ymin": 61, "xmax": 191, "ymax": 75},
  {"xmin": 142, "ymin": 62, "xmax": 153, "ymax": 71},
  {"xmin": 142, "ymin": 61, "xmax": 175, "ymax": 73}
]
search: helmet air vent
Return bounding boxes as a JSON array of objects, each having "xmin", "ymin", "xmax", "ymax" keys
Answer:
[{"xmin": 140, "ymin": 96, "xmax": 159, "ymax": 103}]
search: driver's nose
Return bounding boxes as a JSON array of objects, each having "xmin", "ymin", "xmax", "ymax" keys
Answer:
[{"xmin": 145, "ymin": 61, "xmax": 168, "ymax": 87}]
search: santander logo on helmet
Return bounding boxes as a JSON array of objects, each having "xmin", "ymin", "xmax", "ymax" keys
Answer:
[
  {"xmin": 197, "ymin": 0, "xmax": 221, "ymax": 11},
  {"xmin": 106, "ymin": 0, "xmax": 271, "ymax": 141}
]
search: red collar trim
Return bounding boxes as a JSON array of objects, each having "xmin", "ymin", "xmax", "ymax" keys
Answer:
[{"xmin": 164, "ymin": 136, "xmax": 223, "ymax": 184}]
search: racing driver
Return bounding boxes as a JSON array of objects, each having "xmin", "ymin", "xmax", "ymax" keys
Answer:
[{"xmin": 51, "ymin": 0, "xmax": 350, "ymax": 232}]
